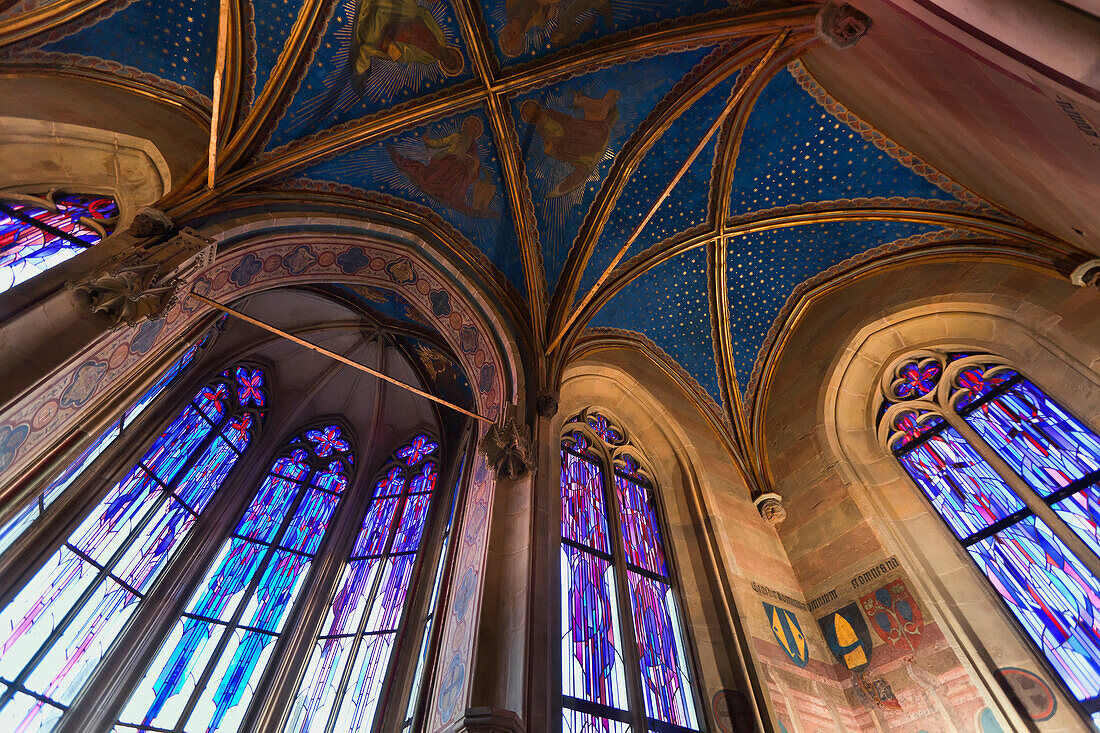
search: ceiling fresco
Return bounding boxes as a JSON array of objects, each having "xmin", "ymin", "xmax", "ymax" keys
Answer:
[{"xmin": 0, "ymin": 0, "xmax": 1055, "ymax": 449}]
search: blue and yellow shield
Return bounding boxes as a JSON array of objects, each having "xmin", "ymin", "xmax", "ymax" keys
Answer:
[
  {"xmin": 818, "ymin": 602, "xmax": 873, "ymax": 672},
  {"xmin": 764, "ymin": 603, "xmax": 809, "ymax": 667}
]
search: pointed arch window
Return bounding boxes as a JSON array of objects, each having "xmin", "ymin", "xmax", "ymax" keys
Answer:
[
  {"xmin": 0, "ymin": 192, "xmax": 119, "ymax": 293},
  {"xmin": 120, "ymin": 423, "xmax": 354, "ymax": 732},
  {"xmin": 880, "ymin": 351, "xmax": 1100, "ymax": 723},
  {"xmin": 560, "ymin": 410, "xmax": 701, "ymax": 733},
  {"xmin": 0, "ymin": 364, "xmax": 266, "ymax": 730},
  {"xmin": 283, "ymin": 433, "xmax": 441, "ymax": 733}
]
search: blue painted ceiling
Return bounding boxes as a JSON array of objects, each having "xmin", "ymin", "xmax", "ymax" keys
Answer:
[{"xmin": 2, "ymin": 0, "xmax": 1003, "ymax": 409}]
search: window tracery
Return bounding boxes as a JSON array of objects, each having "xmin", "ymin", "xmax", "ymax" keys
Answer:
[
  {"xmin": 283, "ymin": 432, "xmax": 441, "ymax": 733},
  {"xmin": 879, "ymin": 350, "xmax": 1100, "ymax": 722},
  {"xmin": 0, "ymin": 363, "xmax": 266, "ymax": 731},
  {"xmin": 560, "ymin": 409, "xmax": 700, "ymax": 733},
  {"xmin": 120, "ymin": 421, "xmax": 352, "ymax": 732},
  {"xmin": 0, "ymin": 192, "xmax": 119, "ymax": 293}
]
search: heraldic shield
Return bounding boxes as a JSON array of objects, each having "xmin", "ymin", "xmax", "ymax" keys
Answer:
[
  {"xmin": 818, "ymin": 603, "xmax": 874, "ymax": 672},
  {"xmin": 764, "ymin": 603, "xmax": 809, "ymax": 667},
  {"xmin": 860, "ymin": 579, "xmax": 924, "ymax": 650}
]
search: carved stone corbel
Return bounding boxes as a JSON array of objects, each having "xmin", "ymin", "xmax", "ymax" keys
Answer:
[
  {"xmin": 536, "ymin": 388, "xmax": 559, "ymax": 418},
  {"xmin": 816, "ymin": 1, "xmax": 872, "ymax": 50},
  {"xmin": 479, "ymin": 417, "xmax": 533, "ymax": 480},
  {"xmin": 126, "ymin": 206, "xmax": 174, "ymax": 238},
  {"xmin": 69, "ymin": 227, "xmax": 216, "ymax": 329},
  {"xmin": 754, "ymin": 492, "xmax": 787, "ymax": 526},
  {"xmin": 1071, "ymin": 258, "xmax": 1100, "ymax": 288}
]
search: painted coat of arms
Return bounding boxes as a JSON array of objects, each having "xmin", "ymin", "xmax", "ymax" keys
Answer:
[
  {"xmin": 860, "ymin": 579, "xmax": 924, "ymax": 650},
  {"xmin": 764, "ymin": 603, "xmax": 809, "ymax": 668},
  {"xmin": 817, "ymin": 603, "xmax": 874, "ymax": 672}
]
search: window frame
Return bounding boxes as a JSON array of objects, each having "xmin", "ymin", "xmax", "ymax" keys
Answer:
[
  {"xmin": 557, "ymin": 409, "xmax": 707, "ymax": 733},
  {"xmin": 880, "ymin": 349, "xmax": 1100, "ymax": 724}
]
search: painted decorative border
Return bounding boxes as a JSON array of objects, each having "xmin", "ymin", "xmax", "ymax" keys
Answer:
[{"xmin": 2, "ymin": 0, "xmax": 138, "ymax": 54}]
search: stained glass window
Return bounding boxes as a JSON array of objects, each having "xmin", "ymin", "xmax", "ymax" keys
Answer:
[
  {"xmin": 0, "ymin": 365, "xmax": 264, "ymax": 731},
  {"xmin": 561, "ymin": 412, "xmax": 700, "ymax": 733},
  {"xmin": 0, "ymin": 193, "xmax": 118, "ymax": 293},
  {"xmin": 283, "ymin": 433, "xmax": 439, "ymax": 733},
  {"xmin": 119, "ymin": 423, "xmax": 353, "ymax": 733},
  {"xmin": 885, "ymin": 353, "xmax": 1100, "ymax": 720}
]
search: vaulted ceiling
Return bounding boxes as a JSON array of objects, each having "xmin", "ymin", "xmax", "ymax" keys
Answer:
[{"xmin": 0, "ymin": 0, "xmax": 1090, "ymax": 488}]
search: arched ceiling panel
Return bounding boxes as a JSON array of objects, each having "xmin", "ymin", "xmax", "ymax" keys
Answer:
[
  {"xmin": 590, "ymin": 246, "xmax": 718, "ymax": 404},
  {"xmin": 578, "ymin": 71, "xmax": 737, "ymax": 294},
  {"xmin": 480, "ymin": 0, "xmax": 729, "ymax": 66},
  {"xmin": 293, "ymin": 106, "xmax": 527, "ymax": 297},
  {"xmin": 35, "ymin": 0, "xmax": 220, "ymax": 98},
  {"xmin": 264, "ymin": 0, "xmax": 473, "ymax": 151},
  {"xmin": 252, "ymin": 0, "xmax": 304, "ymax": 97},
  {"xmin": 513, "ymin": 46, "xmax": 712, "ymax": 293},
  {"xmin": 727, "ymin": 65, "xmax": 965, "ymax": 218},
  {"xmin": 726, "ymin": 221, "xmax": 945, "ymax": 382}
]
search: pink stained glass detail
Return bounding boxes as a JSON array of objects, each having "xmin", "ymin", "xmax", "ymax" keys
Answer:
[
  {"xmin": 587, "ymin": 414, "xmax": 623, "ymax": 444},
  {"xmin": 562, "ymin": 449, "xmax": 611, "ymax": 553},
  {"xmin": 375, "ymin": 467, "xmax": 405, "ymax": 497},
  {"xmin": 955, "ymin": 365, "xmax": 1016, "ymax": 409},
  {"xmin": 889, "ymin": 410, "xmax": 944, "ymax": 448},
  {"xmin": 392, "ymin": 493, "xmax": 432, "ymax": 553},
  {"xmin": 196, "ymin": 382, "xmax": 229, "ymax": 422},
  {"xmin": 614, "ymin": 474, "xmax": 667, "ymax": 576},
  {"xmin": 396, "ymin": 435, "xmax": 438, "ymax": 466},
  {"xmin": 562, "ymin": 710, "xmax": 631, "ymax": 733},
  {"xmin": 273, "ymin": 449, "xmax": 311, "ymax": 481},
  {"xmin": 409, "ymin": 462, "xmax": 436, "ymax": 494}
]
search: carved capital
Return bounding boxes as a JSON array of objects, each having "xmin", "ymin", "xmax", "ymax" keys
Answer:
[
  {"xmin": 816, "ymin": 1, "xmax": 872, "ymax": 50},
  {"xmin": 536, "ymin": 388, "xmax": 559, "ymax": 418},
  {"xmin": 70, "ymin": 227, "xmax": 215, "ymax": 329},
  {"xmin": 453, "ymin": 707, "xmax": 524, "ymax": 733},
  {"xmin": 126, "ymin": 206, "xmax": 174, "ymax": 238},
  {"xmin": 1071, "ymin": 258, "xmax": 1100, "ymax": 289},
  {"xmin": 754, "ymin": 492, "xmax": 787, "ymax": 526},
  {"xmin": 479, "ymin": 418, "xmax": 533, "ymax": 480}
]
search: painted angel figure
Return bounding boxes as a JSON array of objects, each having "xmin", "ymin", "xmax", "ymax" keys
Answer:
[
  {"xmin": 352, "ymin": 0, "xmax": 465, "ymax": 82},
  {"xmin": 388, "ymin": 116, "xmax": 498, "ymax": 218},
  {"xmin": 520, "ymin": 89, "xmax": 619, "ymax": 197},
  {"xmin": 500, "ymin": 0, "xmax": 613, "ymax": 57}
]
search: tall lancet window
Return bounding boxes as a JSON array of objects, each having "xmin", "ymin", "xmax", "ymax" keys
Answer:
[
  {"xmin": 283, "ymin": 433, "xmax": 441, "ymax": 733},
  {"xmin": 0, "ymin": 364, "xmax": 265, "ymax": 730},
  {"xmin": 0, "ymin": 192, "xmax": 118, "ymax": 293},
  {"xmin": 121, "ymin": 423, "xmax": 354, "ymax": 732},
  {"xmin": 880, "ymin": 351, "xmax": 1100, "ymax": 723},
  {"xmin": 560, "ymin": 410, "xmax": 700, "ymax": 733}
]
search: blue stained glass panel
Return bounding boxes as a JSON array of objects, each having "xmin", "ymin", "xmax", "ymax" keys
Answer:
[
  {"xmin": 184, "ymin": 628, "xmax": 277, "ymax": 733},
  {"xmin": 353, "ymin": 499, "xmax": 399, "ymax": 557},
  {"xmin": 392, "ymin": 494, "xmax": 432, "ymax": 553},
  {"xmin": 397, "ymin": 435, "xmax": 437, "ymax": 466},
  {"xmin": 409, "ymin": 463, "xmax": 436, "ymax": 494},
  {"xmin": 562, "ymin": 710, "xmax": 631, "ymax": 733},
  {"xmin": 897, "ymin": 426, "xmax": 1025, "ymax": 540},
  {"xmin": 70, "ymin": 467, "xmax": 163, "ymax": 562},
  {"xmin": 114, "ymin": 497, "xmax": 198, "ymax": 593},
  {"xmin": 285, "ymin": 636, "xmax": 356, "ymax": 733},
  {"xmin": 375, "ymin": 468, "xmax": 405, "ymax": 497},
  {"xmin": 322, "ymin": 560, "xmax": 381, "ymax": 637},
  {"xmin": 967, "ymin": 516, "xmax": 1100, "ymax": 703},
  {"xmin": 312, "ymin": 467, "xmax": 348, "ymax": 494},
  {"xmin": 240, "ymin": 551, "xmax": 313, "ymax": 633},
  {"xmin": 560, "ymin": 545, "xmax": 629, "ymax": 710},
  {"xmin": 625, "ymin": 572, "xmax": 698, "ymax": 728},
  {"xmin": 1052, "ymin": 489, "xmax": 1100, "ymax": 559},
  {"xmin": 562, "ymin": 450, "xmax": 611, "ymax": 553},
  {"xmin": 280, "ymin": 490, "xmax": 340, "ymax": 555},
  {"xmin": 121, "ymin": 617, "xmax": 228, "ymax": 728},
  {"xmin": 222, "ymin": 414, "xmax": 254, "ymax": 453},
  {"xmin": 0, "ymin": 195, "xmax": 115, "ymax": 293},
  {"xmin": 235, "ymin": 476, "xmax": 300, "ymax": 542},
  {"xmin": 363, "ymin": 555, "xmax": 416, "ymax": 634},
  {"xmin": 23, "ymin": 575, "xmax": 138, "ymax": 705},
  {"xmin": 272, "ymin": 451, "xmax": 310, "ymax": 481},
  {"xmin": 189, "ymin": 539, "xmax": 267, "ymax": 621},
  {"xmin": 235, "ymin": 368, "xmax": 265, "ymax": 407},
  {"xmin": 331, "ymin": 632, "xmax": 396, "ymax": 732},
  {"xmin": 614, "ymin": 474, "xmax": 667, "ymax": 576},
  {"xmin": 963, "ymin": 377, "xmax": 1100, "ymax": 497},
  {"xmin": 195, "ymin": 383, "xmax": 229, "ymax": 423},
  {"xmin": 142, "ymin": 406, "xmax": 215, "ymax": 484},
  {"xmin": 173, "ymin": 436, "xmax": 241, "ymax": 513},
  {"xmin": 306, "ymin": 426, "xmax": 350, "ymax": 457}
]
